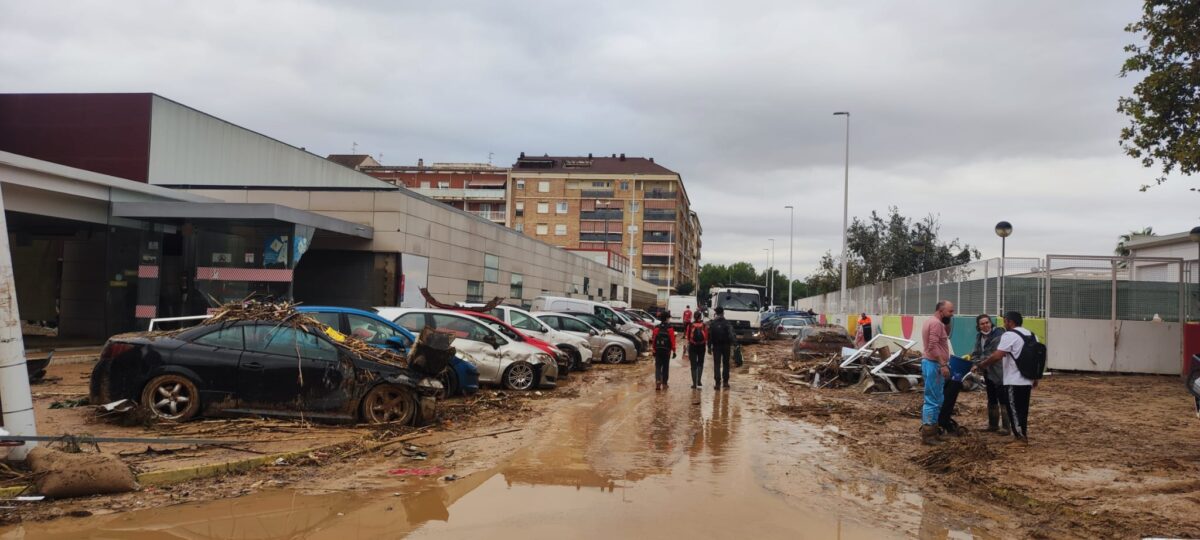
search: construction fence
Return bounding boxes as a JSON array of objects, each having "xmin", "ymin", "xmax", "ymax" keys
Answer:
[{"xmin": 795, "ymin": 255, "xmax": 1199, "ymax": 375}]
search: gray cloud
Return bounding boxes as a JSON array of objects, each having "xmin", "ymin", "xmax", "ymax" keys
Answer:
[{"xmin": 1, "ymin": 0, "xmax": 1194, "ymax": 282}]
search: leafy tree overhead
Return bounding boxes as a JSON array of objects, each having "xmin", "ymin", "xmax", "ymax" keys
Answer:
[
  {"xmin": 674, "ymin": 281, "xmax": 695, "ymax": 296},
  {"xmin": 1115, "ymin": 226, "xmax": 1156, "ymax": 257},
  {"xmin": 805, "ymin": 208, "xmax": 980, "ymax": 295},
  {"xmin": 1118, "ymin": 0, "xmax": 1200, "ymax": 191}
]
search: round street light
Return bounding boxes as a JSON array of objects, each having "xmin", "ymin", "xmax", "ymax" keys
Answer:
[
  {"xmin": 1190, "ymin": 225, "xmax": 1200, "ymax": 244},
  {"xmin": 995, "ymin": 221, "xmax": 1013, "ymax": 238}
]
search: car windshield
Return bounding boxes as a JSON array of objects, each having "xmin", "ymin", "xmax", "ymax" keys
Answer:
[
  {"xmin": 780, "ymin": 318, "xmax": 808, "ymax": 327},
  {"xmin": 716, "ymin": 292, "xmax": 761, "ymax": 311}
]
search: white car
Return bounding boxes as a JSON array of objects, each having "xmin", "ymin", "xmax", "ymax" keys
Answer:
[
  {"xmin": 375, "ymin": 308, "xmax": 559, "ymax": 391},
  {"xmin": 531, "ymin": 295, "xmax": 650, "ymax": 355},
  {"xmin": 459, "ymin": 303, "xmax": 593, "ymax": 371},
  {"xmin": 534, "ymin": 312, "xmax": 638, "ymax": 364}
]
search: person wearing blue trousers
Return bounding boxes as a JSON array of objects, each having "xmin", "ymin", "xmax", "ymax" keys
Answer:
[{"xmin": 920, "ymin": 301, "xmax": 954, "ymax": 445}]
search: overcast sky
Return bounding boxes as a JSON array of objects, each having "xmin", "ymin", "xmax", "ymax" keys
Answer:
[{"xmin": 2, "ymin": 0, "xmax": 1195, "ymax": 280}]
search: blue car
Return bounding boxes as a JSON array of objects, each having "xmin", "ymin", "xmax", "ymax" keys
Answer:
[{"xmin": 296, "ymin": 306, "xmax": 479, "ymax": 397}]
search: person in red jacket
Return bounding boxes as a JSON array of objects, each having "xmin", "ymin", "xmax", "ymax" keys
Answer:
[
  {"xmin": 685, "ymin": 311, "xmax": 709, "ymax": 389},
  {"xmin": 652, "ymin": 312, "xmax": 677, "ymax": 391}
]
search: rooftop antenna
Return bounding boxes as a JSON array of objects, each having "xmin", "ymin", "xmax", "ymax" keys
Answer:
[
  {"xmin": 378, "ymin": 153, "xmax": 384, "ymax": 163},
  {"xmin": 488, "ymin": 152, "xmax": 494, "ymax": 165},
  {"xmin": 351, "ymin": 141, "xmax": 358, "ymax": 154}
]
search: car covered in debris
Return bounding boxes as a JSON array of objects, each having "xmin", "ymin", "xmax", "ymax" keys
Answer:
[
  {"xmin": 90, "ymin": 320, "xmax": 442, "ymax": 425},
  {"xmin": 378, "ymin": 308, "xmax": 559, "ymax": 391},
  {"xmin": 458, "ymin": 303, "xmax": 593, "ymax": 372},
  {"xmin": 296, "ymin": 306, "xmax": 480, "ymax": 397},
  {"xmin": 764, "ymin": 316, "xmax": 813, "ymax": 340},
  {"xmin": 791, "ymin": 324, "xmax": 854, "ymax": 360},
  {"xmin": 534, "ymin": 311, "xmax": 638, "ymax": 364}
]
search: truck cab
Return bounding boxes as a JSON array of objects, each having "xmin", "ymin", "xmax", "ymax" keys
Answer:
[{"xmin": 710, "ymin": 287, "xmax": 763, "ymax": 343}]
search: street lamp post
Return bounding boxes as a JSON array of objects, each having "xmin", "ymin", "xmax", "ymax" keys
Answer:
[
  {"xmin": 768, "ymin": 238, "xmax": 776, "ymax": 308},
  {"xmin": 762, "ymin": 248, "xmax": 770, "ymax": 301},
  {"xmin": 834, "ymin": 111, "xmax": 850, "ymax": 313},
  {"xmin": 627, "ymin": 224, "xmax": 638, "ymax": 304},
  {"xmin": 785, "ymin": 205, "xmax": 794, "ymax": 310},
  {"xmin": 995, "ymin": 221, "xmax": 1013, "ymax": 313}
]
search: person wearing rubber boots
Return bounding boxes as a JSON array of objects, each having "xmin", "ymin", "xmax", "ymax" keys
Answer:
[
  {"xmin": 707, "ymin": 307, "xmax": 735, "ymax": 390},
  {"xmin": 685, "ymin": 311, "xmax": 708, "ymax": 389},
  {"xmin": 651, "ymin": 311, "xmax": 676, "ymax": 391},
  {"xmin": 920, "ymin": 300, "xmax": 954, "ymax": 445},
  {"xmin": 969, "ymin": 314, "xmax": 1008, "ymax": 434}
]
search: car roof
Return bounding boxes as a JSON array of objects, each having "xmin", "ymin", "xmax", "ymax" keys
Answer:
[{"xmin": 298, "ymin": 306, "xmax": 416, "ymax": 339}]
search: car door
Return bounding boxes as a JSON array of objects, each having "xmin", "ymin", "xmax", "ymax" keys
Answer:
[
  {"xmin": 240, "ymin": 324, "xmax": 352, "ymax": 416},
  {"xmin": 508, "ymin": 310, "xmax": 551, "ymax": 342},
  {"xmin": 430, "ymin": 313, "xmax": 503, "ymax": 383},
  {"xmin": 177, "ymin": 325, "xmax": 245, "ymax": 409}
]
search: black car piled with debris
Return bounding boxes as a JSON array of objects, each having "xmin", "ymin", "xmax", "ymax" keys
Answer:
[{"xmin": 90, "ymin": 311, "xmax": 449, "ymax": 426}]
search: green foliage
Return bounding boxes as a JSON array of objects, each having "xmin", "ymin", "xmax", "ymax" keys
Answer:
[
  {"xmin": 805, "ymin": 207, "xmax": 980, "ymax": 295},
  {"xmin": 1118, "ymin": 0, "xmax": 1200, "ymax": 191},
  {"xmin": 674, "ymin": 281, "xmax": 695, "ymax": 295},
  {"xmin": 697, "ymin": 262, "xmax": 806, "ymax": 308},
  {"xmin": 1115, "ymin": 226, "xmax": 1157, "ymax": 257}
]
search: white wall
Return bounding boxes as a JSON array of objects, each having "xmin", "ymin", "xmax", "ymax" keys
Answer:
[{"xmin": 1047, "ymin": 318, "xmax": 1181, "ymax": 374}]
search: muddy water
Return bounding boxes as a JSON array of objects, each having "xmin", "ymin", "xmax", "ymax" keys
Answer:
[{"xmin": 1, "ymin": 355, "xmax": 982, "ymax": 539}]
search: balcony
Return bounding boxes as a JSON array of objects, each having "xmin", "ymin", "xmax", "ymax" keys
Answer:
[
  {"xmin": 643, "ymin": 277, "xmax": 670, "ymax": 286},
  {"xmin": 580, "ymin": 210, "xmax": 623, "ymax": 220},
  {"xmin": 581, "ymin": 189, "xmax": 615, "ymax": 198},
  {"xmin": 643, "ymin": 233, "xmax": 673, "ymax": 243},
  {"xmin": 580, "ymin": 233, "xmax": 622, "ymax": 243},
  {"xmin": 643, "ymin": 190, "xmax": 676, "ymax": 200},
  {"xmin": 641, "ymin": 255, "xmax": 671, "ymax": 266},
  {"xmin": 470, "ymin": 209, "xmax": 507, "ymax": 222},
  {"xmin": 410, "ymin": 187, "xmax": 507, "ymax": 201},
  {"xmin": 643, "ymin": 210, "xmax": 676, "ymax": 222}
]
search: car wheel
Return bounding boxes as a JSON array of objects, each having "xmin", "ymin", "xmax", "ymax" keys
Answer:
[
  {"xmin": 140, "ymin": 374, "xmax": 201, "ymax": 422},
  {"xmin": 503, "ymin": 362, "xmax": 536, "ymax": 391},
  {"xmin": 602, "ymin": 345, "xmax": 626, "ymax": 364},
  {"xmin": 437, "ymin": 368, "xmax": 460, "ymax": 399},
  {"xmin": 361, "ymin": 384, "xmax": 417, "ymax": 425}
]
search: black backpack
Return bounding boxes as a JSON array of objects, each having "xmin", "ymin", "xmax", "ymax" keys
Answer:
[
  {"xmin": 1008, "ymin": 329, "xmax": 1047, "ymax": 380},
  {"xmin": 708, "ymin": 318, "xmax": 733, "ymax": 346},
  {"xmin": 653, "ymin": 325, "xmax": 673, "ymax": 354}
]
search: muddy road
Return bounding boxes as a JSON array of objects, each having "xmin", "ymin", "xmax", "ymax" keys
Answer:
[{"xmin": 6, "ymin": 345, "xmax": 1011, "ymax": 539}]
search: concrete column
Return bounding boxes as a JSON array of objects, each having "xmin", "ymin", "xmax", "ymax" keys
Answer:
[{"xmin": 0, "ymin": 184, "xmax": 38, "ymax": 459}]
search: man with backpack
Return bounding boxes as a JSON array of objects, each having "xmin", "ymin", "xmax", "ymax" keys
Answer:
[
  {"xmin": 976, "ymin": 311, "xmax": 1045, "ymax": 444},
  {"xmin": 652, "ymin": 312, "xmax": 677, "ymax": 391},
  {"xmin": 685, "ymin": 311, "xmax": 708, "ymax": 389},
  {"xmin": 707, "ymin": 307, "xmax": 735, "ymax": 390}
]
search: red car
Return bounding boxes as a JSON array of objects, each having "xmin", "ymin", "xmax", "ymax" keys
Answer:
[{"xmin": 455, "ymin": 310, "xmax": 571, "ymax": 374}]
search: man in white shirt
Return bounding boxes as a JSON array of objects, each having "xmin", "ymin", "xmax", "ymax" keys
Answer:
[{"xmin": 976, "ymin": 311, "xmax": 1037, "ymax": 443}]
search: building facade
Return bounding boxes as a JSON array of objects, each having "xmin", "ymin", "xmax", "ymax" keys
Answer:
[
  {"xmin": 507, "ymin": 153, "xmax": 701, "ymax": 302},
  {"xmin": 335, "ymin": 159, "xmax": 511, "ymax": 227}
]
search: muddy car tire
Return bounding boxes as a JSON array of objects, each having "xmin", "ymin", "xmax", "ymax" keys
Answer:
[
  {"xmin": 602, "ymin": 345, "xmax": 626, "ymax": 364},
  {"xmin": 437, "ymin": 368, "xmax": 459, "ymax": 399},
  {"xmin": 140, "ymin": 374, "xmax": 201, "ymax": 422},
  {"xmin": 503, "ymin": 362, "xmax": 537, "ymax": 391},
  {"xmin": 361, "ymin": 384, "xmax": 417, "ymax": 425}
]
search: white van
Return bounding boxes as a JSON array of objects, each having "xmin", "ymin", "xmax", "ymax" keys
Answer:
[
  {"xmin": 531, "ymin": 296, "xmax": 650, "ymax": 353},
  {"xmin": 667, "ymin": 295, "xmax": 695, "ymax": 327}
]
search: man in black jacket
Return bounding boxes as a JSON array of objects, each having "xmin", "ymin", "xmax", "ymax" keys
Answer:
[{"xmin": 708, "ymin": 307, "xmax": 735, "ymax": 390}]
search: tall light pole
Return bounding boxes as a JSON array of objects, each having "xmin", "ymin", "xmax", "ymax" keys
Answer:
[
  {"xmin": 995, "ymin": 221, "xmax": 1013, "ymax": 313},
  {"xmin": 768, "ymin": 238, "xmax": 776, "ymax": 308},
  {"xmin": 834, "ymin": 111, "xmax": 850, "ymax": 313},
  {"xmin": 762, "ymin": 248, "xmax": 770, "ymax": 302},
  {"xmin": 626, "ymin": 224, "xmax": 638, "ymax": 305},
  {"xmin": 785, "ymin": 205, "xmax": 794, "ymax": 310}
]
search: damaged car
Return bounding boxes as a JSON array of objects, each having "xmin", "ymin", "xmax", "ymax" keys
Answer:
[
  {"xmin": 90, "ymin": 320, "xmax": 443, "ymax": 425},
  {"xmin": 534, "ymin": 312, "xmax": 638, "ymax": 364}
]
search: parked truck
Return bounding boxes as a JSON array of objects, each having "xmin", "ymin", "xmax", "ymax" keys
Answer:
[
  {"xmin": 666, "ymin": 295, "xmax": 696, "ymax": 328},
  {"xmin": 709, "ymin": 286, "xmax": 763, "ymax": 342}
]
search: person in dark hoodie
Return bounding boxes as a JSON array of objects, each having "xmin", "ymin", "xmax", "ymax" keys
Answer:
[
  {"xmin": 651, "ymin": 311, "xmax": 677, "ymax": 391},
  {"xmin": 970, "ymin": 314, "xmax": 1008, "ymax": 434}
]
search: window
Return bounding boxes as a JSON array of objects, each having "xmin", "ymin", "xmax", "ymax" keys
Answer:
[
  {"xmin": 560, "ymin": 316, "xmax": 593, "ymax": 333},
  {"xmin": 537, "ymin": 202, "xmax": 549, "ymax": 214},
  {"xmin": 515, "ymin": 202, "xmax": 524, "ymax": 211},
  {"xmin": 536, "ymin": 224, "xmax": 548, "ymax": 235},
  {"xmin": 591, "ymin": 181, "xmax": 610, "ymax": 188},
  {"xmin": 484, "ymin": 254, "xmax": 499, "ymax": 283},
  {"xmin": 566, "ymin": 180, "xmax": 580, "ymax": 190},
  {"xmin": 539, "ymin": 315, "xmax": 562, "ymax": 331},
  {"xmin": 466, "ymin": 280, "xmax": 483, "ymax": 302},
  {"xmin": 509, "ymin": 310, "xmax": 544, "ymax": 332},
  {"xmin": 510, "ymin": 273, "xmax": 524, "ymax": 299},
  {"xmin": 438, "ymin": 181, "xmax": 450, "ymax": 189},
  {"xmin": 620, "ymin": 181, "xmax": 629, "ymax": 190},
  {"xmin": 194, "ymin": 326, "xmax": 244, "ymax": 349},
  {"xmin": 396, "ymin": 313, "xmax": 428, "ymax": 333},
  {"xmin": 630, "ymin": 201, "xmax": 639, "ymax": 213},
  {"xmin": 515, "ymin": 223, "xmax": 524, "ymax": 232},
  {"xmin": 245, "ymin": 326, "xmax": 337, "ymax": 362},
  {"xmin": 555, "ymin": 224, "xmax": 567, "ymax": 236},
  {"xmin": 431, "ymin": 313, "xmax": 494, "ymax": 342},
  {"xmin": 420, "ymin": 181, "xmax": 431, "ymax": 189},
  {"xmin": 307, "ymin": 312, "xmax": 341, "ymax": 330},
  {"xmin": 538, "ymin": 181, "xmax": 550, "ymax": 193},
  {"xmin": 555, "ymin": 201, "xmax": 568, "ymax": 214},
  {"xmin": 347, "ymin": 314, "xmax": 407, "ymax": 349},
  {"xmin": 516, "ymin": 179, "xmax": 525, "ymax": 189}
]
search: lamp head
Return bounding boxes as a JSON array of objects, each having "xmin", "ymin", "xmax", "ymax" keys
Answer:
[
  {"xmin": 995, "ymin": 221, "xmax": 1013, "ymax": 238},
  {"xmin": 1190, "ymin": 225, "xmax": 1200, "ymax": 243}
]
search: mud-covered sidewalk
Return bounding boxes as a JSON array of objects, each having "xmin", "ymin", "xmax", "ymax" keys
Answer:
[{"xmin": 752, "ymin": 340, "xmax": 1200, "ymax": 539}]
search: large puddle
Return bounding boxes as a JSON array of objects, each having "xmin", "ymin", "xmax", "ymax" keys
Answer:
[{"xmin": 0, "ymin": 358, "xmax": 989, "ymax": 539}]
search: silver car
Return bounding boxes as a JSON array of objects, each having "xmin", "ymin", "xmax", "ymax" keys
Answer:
[
  {"xmin": 377, "ymin": 308, "xmax": 559, "ymax": 390},
  {"xmin": 534, "ymin": 312, "xmax": 638, "ymax": 364}
]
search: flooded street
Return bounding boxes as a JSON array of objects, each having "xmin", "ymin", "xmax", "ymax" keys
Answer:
[{"xmin": 1, "ymin": 352, "xmax": 976, "ymax": 539}]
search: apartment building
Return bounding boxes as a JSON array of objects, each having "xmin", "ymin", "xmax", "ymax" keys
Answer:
[
  {"xmin": 329, "ymin": 157, "xmax": 510, "ymax": 226},
  {"xmin": 508, "ymin": 153, "xmax": 701, "ymax": 302}
]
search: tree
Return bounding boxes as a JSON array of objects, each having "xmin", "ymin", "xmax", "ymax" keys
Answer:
[
  {"xmin": 697, "ymin": 262, "xmax": 762, "ymax": 301},
  {"xmin": 1118, "ymin": 0, "xmax": 1200, "ymax": 191},
  {"xmin": 1115, "ymin": 226, "xmax": 1157, "ymax": 257},
  {"xmin": 805, "ymin": 207, "xmax": 980, "ymax": 295},
  {"xmin": 675, "ymin": 281, "xmax": 695, "ymax": 296}
]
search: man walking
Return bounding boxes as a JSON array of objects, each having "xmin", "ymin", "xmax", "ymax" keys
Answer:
[
  {"xmin": 708, "ymin": 307, "xmax": 735, "ymax": 390},
  {"xmin": 920, "ymin": 300, "xmax": 954, "ymax": 445},
  {"xmin": 977, "ymin": 311, "xmax": 1039, "ymax": 444},
  {"xmin": 685, "ymin": 311, "xmax": 708, "ymax": 389},
  {"xmin": 652, "ymin": 312, "xmax": 676, "ymax": 391}
]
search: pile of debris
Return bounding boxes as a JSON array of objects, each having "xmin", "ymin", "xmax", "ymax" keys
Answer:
[{"xmin": 781, "ymin": 335, "xmax": 924, "ymax": 393}]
